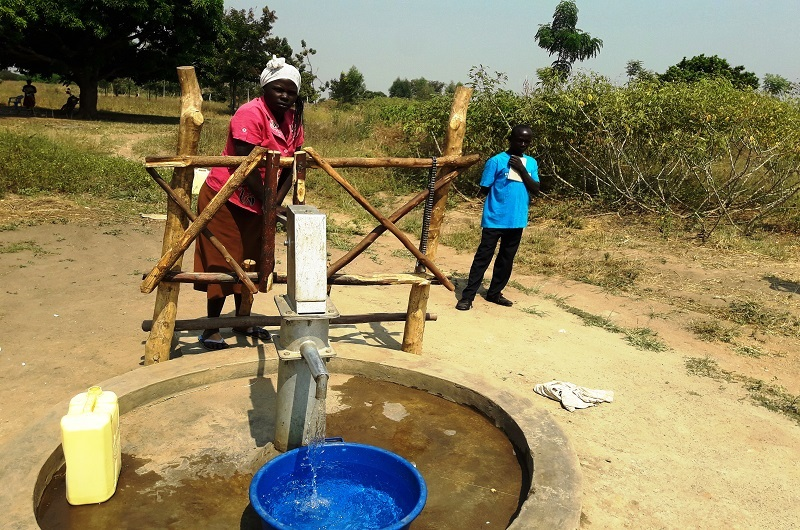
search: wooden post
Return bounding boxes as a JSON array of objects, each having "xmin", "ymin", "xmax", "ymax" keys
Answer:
[
  {"xmin": 144, "ymin": 66, "xmax": 204, "ymax": 365},
  {"xmin": 238, "ymin": 259, "xmax": 257, "ymax": 318},
  {"xmin": 259, "ymin": 151, "xmax": 281, "ymax": 292},
  {"xmin": 294, "ymin": 151, "xmax": 307, "ymax": 205},
  {"xmin": 402, "ymin": 86, "xmax": 473, "ymax": 354}
]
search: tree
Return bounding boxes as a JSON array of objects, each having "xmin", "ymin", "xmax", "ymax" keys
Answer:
[
  {"xmin": 625, "ymin": 59, "xmax": 657, "ymax": 83},
  {"xmin": 763, "ymin": 73, "xmax": 792, "ymax": 98},
  {"xmin": 389, "ymin": 78, "xmax": 413, "ymax": 98},
  {"xmin": 389, "ymin": 77, "xmax": 446, "ymax": 99},
  {"xmin": 294, "ymin": 40, "xmax": 322, "ymax": 103},
  {"xmin": 660, "ymin": 54, "xmax": 759, "ymax": 90},
  {"xmin": 535, "ymin": 0, "xmax": 603, "ymax": 78},
  {"xmin": 328, "ymin": 66, "xmax": 367, "ymax": 103},
  {"xmin": 199, "ymin": 7, "xmax": 292, "ymax": 112},
  {"xmin": 0, "ymin": 0, "xmax": 224, "ymax": 118}
]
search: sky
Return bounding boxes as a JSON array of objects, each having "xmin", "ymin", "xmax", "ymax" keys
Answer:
[{"xmin": 223, "ymin": 0, "xmax": 800, "ymax": 93}]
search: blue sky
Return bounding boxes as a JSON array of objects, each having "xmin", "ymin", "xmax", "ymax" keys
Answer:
[{"xmin": 224, "ymin": 1, "xmax": 800, "ymax": 92}]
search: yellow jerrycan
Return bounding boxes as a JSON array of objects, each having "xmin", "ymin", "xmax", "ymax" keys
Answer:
[{"xmin": 60, "ymin": 386, "xmax": 121, "ymax": 505}]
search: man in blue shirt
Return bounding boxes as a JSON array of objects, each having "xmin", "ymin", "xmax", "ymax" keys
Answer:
[{"xmin": 456, "ymin": 124, "xmax": 540, "ymax": 310}]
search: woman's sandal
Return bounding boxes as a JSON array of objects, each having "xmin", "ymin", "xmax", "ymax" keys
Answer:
[
  {"xmin": 198, "ymin": 335, "xmax": 230, "ymax": 351},
  {"xmin": 233, "ymin": 327, "xmax": 272, "ymax": 341}
]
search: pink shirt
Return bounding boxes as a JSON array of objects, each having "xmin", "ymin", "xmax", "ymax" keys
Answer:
[{"xmin": 205, "ymin": 96, "xmax": 304, "ymax": 214}]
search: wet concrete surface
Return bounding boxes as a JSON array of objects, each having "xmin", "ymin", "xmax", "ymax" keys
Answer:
[{"xmin": 36, "ymin": 374, "xmax": 523, "ymax": 529}]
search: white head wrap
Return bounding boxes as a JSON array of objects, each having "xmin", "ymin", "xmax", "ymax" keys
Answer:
[{"xmin": 259, "ymin": 56, "xmax": 301, "ymax": 89}]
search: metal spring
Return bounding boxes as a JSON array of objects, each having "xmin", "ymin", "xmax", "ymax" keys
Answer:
[{"xmin": 417, "ymin": 156, "xmax": 437, "ymax": 271}]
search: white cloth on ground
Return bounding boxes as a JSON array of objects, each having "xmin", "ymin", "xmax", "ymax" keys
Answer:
[{"xmin": 533, "ymin": 380, "xmax": 614, "ymax": 412}]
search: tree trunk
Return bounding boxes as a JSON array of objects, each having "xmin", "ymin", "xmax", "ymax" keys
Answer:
[{"xmin": 73, "ymin": 70, "xmax": 100, "ymax": 119}]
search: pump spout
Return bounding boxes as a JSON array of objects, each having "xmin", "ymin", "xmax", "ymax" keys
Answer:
[{"xmin": 299, "ymin": 341, "xmax": 329, "ymax": 399}]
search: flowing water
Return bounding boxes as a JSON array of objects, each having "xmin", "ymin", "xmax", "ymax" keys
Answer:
[{"xmin": 263, "ymin": 474, "xmax": 404, "ymax": 529}]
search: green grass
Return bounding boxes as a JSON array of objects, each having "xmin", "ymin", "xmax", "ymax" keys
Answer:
[
  {"xmin": 716, "ymin": 299, "xmax": 800, "ymax": 337},
  {"xmin": 326, "ymin": 218, "xmax": 367, "ymax": 251},
  {"xmin": 624, "ymin": 327, "xmax": 669, "ymax": 352},
  {"xmin": 390, "ymin": 248, "xmax": 415, "ymax": 261},
  {"xmin": 685, "ymin": 356, "xmax": 800, "ymax": 424},
  {"xmin": 733, "ymin": 344, "xmax": 765, "ymax": 358},
  {"xmin": 558, "ymin": 302, "xmax": 669, "ymax": 352},
  {"xmin": 0, "ymin": 240, "xmax": 49, "ymax": 255},
  {"xmin": 440, "ymin": 226, "xmax": 481, "ymax": 253},
  {"xmin": 687, "ymin": 319, "xmax": 740, "ymax": 343},
  {"xmin": 0, "ymin": 128, "xmax": 161, "ymax": 202},
  {"xmin": 520, "ymin": 306, "xmax": 547, "ymax": 317},
  {"xmin": 506, "ymin": 279, "xmax": 540, "ymax": 296}
]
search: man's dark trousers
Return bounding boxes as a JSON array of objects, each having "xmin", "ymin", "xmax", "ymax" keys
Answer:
[{"xmin": 460, "ymin": 227, "xmax": 523, "ymax": 302}]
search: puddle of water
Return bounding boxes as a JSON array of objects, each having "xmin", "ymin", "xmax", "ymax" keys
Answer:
[{"xmin": 36, "ymin": 375, "xmax": 523, "ymax": 529}]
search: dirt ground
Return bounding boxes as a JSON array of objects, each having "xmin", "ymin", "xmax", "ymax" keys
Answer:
[{"xmin": 0, "ymin": 190, "xmax": 799, "ymax": 529}]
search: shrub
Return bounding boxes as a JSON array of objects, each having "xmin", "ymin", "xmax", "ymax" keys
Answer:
[{"xmin": 388, "ymin": 73, "xmax": 800, "ymax": 236}]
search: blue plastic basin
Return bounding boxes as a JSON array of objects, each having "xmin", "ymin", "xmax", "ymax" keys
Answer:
[{"xmin": 249, "ymin": 441, "xmax": 427, "ymax": 530}]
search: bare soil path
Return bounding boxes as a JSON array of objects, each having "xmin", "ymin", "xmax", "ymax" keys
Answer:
[{"xmin": 0, "ymin": 194, "xmax": 798, "ymax": 529}]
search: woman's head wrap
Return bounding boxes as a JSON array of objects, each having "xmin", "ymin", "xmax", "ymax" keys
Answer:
[{"xmin": 259, "ymin": 56, "xmax": 301, "ymax": 89}]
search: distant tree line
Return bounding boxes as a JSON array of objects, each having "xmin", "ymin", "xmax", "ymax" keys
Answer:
[{"xmin": 1, "ymin": 0, "xmax": 795, "ymax": 118}]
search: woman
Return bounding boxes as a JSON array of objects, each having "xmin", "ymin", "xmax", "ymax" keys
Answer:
[
  {"xmin": 194, "ymin": 56, "xmax": 304, "ymax": 350},
  {"xmin": 22, "ymin": 80, "xmax": 37, "ymax": 113}
]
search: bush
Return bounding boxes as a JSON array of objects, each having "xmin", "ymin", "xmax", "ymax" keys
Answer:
[{"xmin": 387, "ymin": 74, "xmax": 800, "ymax": 236}]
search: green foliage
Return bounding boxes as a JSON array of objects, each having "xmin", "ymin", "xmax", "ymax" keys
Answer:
[
  {"xmin": 0, "ymin": 129, "xmax": 160, "ymax": 202},
  {"xmin": 535, "ymin": 0, "xmax": 603, "ymax": 77},
  {"xmin": 0, "ymin": 69, "xmax": 24, "ymax": 81},
  {"xmin": 762, "ymin": 73, "xmax": 792, "ymax": 98},
  {"xmin": 0, "ymin": 0, "xmax": 224, "ymax": 118},
  {"xmin": 660, "ymin": 54, "xmax": 759, "ymax": 90},
  {"xmin": 389, "ymin": 78, "xmax": 413, "ymax": 98},
  {"xmin": 625, "ymin": 59, "xmax": 656, "ymax": 83},
  {"xmin": 295, "ymin": 40, "xmax": 323, "ymax": 103},
  {"xmin": 382, "ymin": 70, "xmax": 800, "ymax": 236},
  {"xmin": 328, "ymin": 66, "xmax": 367, "ymax": 103},
  {"xmin": 198, "ymin": 6, "xmax": 291, "ymax": 112},
  {"xmin": 389, "ymin": 77, "xmax": 446, "ymax": 100}
]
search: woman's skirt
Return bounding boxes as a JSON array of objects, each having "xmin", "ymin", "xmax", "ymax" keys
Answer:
[{"xmin": 193, "ymin": 183, "xmax": 262, "ymax": 299}]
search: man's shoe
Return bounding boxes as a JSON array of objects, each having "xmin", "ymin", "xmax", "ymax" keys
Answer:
[
  {"xmin": 455, "ymin": 299, "xmax": 472, "ymax": 311},
  {"xmin": 486, "ymin": 293, "xmax": 513, "ymax": 307}
]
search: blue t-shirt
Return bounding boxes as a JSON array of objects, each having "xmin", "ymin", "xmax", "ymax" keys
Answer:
[{"xmin": 480, "ymin": 152, "xmax": 538, "ymax": 229}]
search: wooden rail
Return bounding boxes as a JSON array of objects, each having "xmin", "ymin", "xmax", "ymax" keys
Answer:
[
  {"xmin": 141, "ymin": 312, "xmax": 438, "ymax": 332},
  {"xmin": 145, "ymin": 153, "xmax": 480, "ymax": 170},
  {"xmin": 152, "ymin": 271, "xmax": 437, "ymax": 286}
]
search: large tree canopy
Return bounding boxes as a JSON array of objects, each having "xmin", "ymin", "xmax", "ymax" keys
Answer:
[
  {"xmin": 535, "ymin": 0, "xmax": 602, "ymax": 78},
  {"xmin": 660, "ymin": 54, "xmax": 759, "ymax": 90},
  {"xmin": 0, "ymin": 0, "xmax": 224, "ymax": 118},
  {"xmin": 199, "ymin": 7, "xmax": 292, "ymax": 112}
]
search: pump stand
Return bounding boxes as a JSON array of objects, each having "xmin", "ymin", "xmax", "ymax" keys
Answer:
[{"xmin": 273, "ymin": 205, "xmax": 338, "ymax": 452}]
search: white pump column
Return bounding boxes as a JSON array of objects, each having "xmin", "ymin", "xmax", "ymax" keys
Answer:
[{"xmin": 273, "ymin": 205, "xmax": 338, "ymax": 452}]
